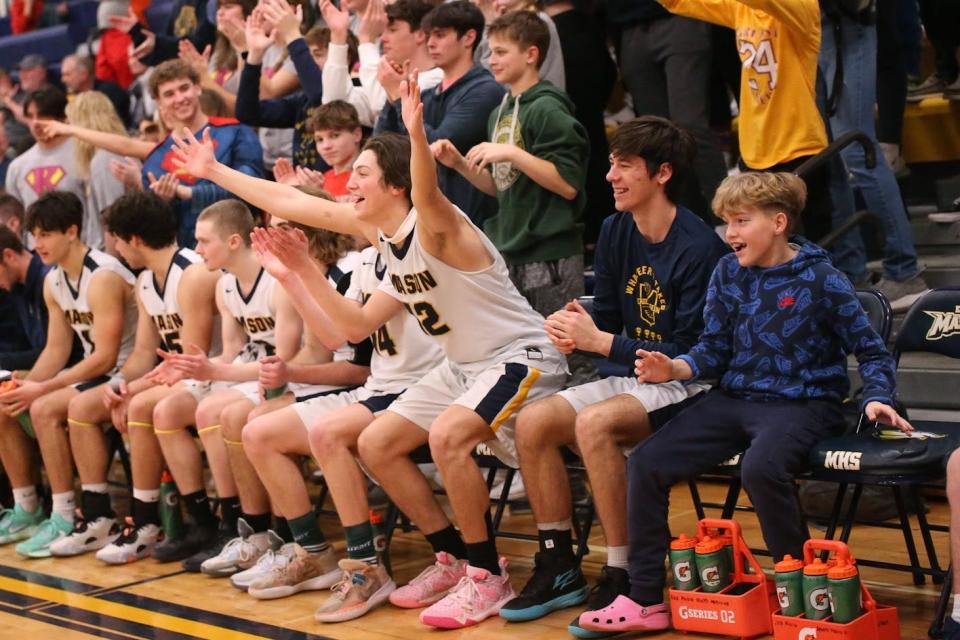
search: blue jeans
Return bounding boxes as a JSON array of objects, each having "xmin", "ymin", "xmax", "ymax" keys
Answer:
[{"xmin": 819, "ymin": 14, "xmax": 920, "ymax": 282}]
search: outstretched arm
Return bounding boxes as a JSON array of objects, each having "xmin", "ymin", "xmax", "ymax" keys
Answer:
[
  {"xmin": 170, "ymin": 127, "xmax": 376, "ymax": 243},
  {"xmin": 399, "ymin": 73, "xmax": 492, "ymax": 271},
  {"xmin": 35, "ymin": 120, "xmax": 156, "ymax": 159}
]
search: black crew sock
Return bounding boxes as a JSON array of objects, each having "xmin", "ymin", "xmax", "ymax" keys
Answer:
[
  {"xmin": 538, "ymin": 527, "xmax": 574, "ymax": 559},
  {"xmin": 132, "ymin": 498, "xmax": 161, "ymax": 527},
  {"xmin": 466, "ymin": 538, "xmax": 500, "ymax": 575},
  {"xmin": 183, "ymin": 490, "xmax": 218, "ymax": 529},
  {"xmin": 219, "ymin": 496, "xmax": 241, "ymax": 531},
  {"xmin": 629, "ymin": 587, "xmax": 663, "ymax": 607},
  {"xmin": 274, "ymin": 516, "xmax": 293, "ymax": 543},
  {"xmin": 243, "ymin": 512, "xmax": 272, "ymax": 533},
  {"xmin": 81, "ymin": 490, "xmax": 114, "ymax": 521},
  {"xmin": 424, "ymin": 525, "xmax": 468, "ymax": 559}
]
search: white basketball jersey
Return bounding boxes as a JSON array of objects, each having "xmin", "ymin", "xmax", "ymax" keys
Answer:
[
  {"xmin": 347, "ymin": 247, "xmax": 443, "ymax": 392},
  {"xmin": 377, "ymin": 208, "xmax": 565, "ymax": 376},
  {"xmin": 328, "ymin": 251, "xmax": 362, "ymax": 364},
  {"xmin": 219, "ymin": 268, "xmax": 278, "ymax": 361},
  {"xmin": 49, "ymin": 248, "xmax": 137, "ymax": 364},
  {"xmin": 137, "ymin": 248, "xmax": 202, "ymax": 353}
]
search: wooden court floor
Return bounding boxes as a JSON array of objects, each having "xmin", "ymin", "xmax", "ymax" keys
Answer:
[{"xmin": 0, "ymin": 481, "xmax": 948, "ymax": 639}]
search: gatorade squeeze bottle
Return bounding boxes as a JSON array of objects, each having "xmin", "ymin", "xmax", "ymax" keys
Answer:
[
  {"xmin": 264, "ymin": 384, "xmax": 288, "ymax": 400},
  {"xmin": 159, "ymin": 470, "xmax": 184, "ymax": 541},
  {"xmin": 695, "ymin": 536, "xmax": 730, "ymax": 593},
  {"xmin": 370, "ymin": 509, "xmax": 390, "ymax": 570},
  {"xmin": 669, "ymin": 534, "xmax": 700, "ymax": 591},
  {"xmin": 715, "ymin": 530, "xmax": 735, "ymax": 573},
  {"xmin": 802, "ymin": 557, "xmax": 831, "ymax": 620},
  {"xmin": 828, "ymin": 558, "xmax": 862, "ymax": 623},
  {"xmin": 0, "ymin": 379, "xmax": 35, "ymax": 438},
  {"xmin": 774, "ymin": 555, "xmax": 805, "ymax": 616}
]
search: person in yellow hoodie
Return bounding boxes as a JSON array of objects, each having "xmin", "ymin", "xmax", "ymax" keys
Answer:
[{"xmin": 657, "ymin": 0, "xmax": 834, "ymax": 242}]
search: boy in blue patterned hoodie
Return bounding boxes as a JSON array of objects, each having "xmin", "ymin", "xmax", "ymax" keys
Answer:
[{"xmin": 576, "ymin": 171, "xmax": 913, "ymax": 633}]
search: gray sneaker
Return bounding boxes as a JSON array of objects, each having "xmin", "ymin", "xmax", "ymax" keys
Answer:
[
  {"xmin": 944, "ymin": 76, "xmax": 960, "ymax": 101},
  {"xmin": 907, "ymin": 74, "xmax": 950, "ymax": 102},
  {"xmin": 874, "ymin": 274, "xmax": 930, "ymax": 312}
]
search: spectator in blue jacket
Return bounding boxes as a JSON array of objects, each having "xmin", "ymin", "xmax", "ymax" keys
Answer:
[
  {"xmin": 375, "ymin": 1, "xmax": 504, "ymax": 224},
  {"xmin": 110, "ymin": 0, "xmax": 217, "ymax": 68},
  {"xmin": 141, "ymin": 60, "xmax": 263, "ymax": 247}
]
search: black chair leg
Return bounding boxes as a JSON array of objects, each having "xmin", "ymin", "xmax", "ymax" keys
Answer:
[
  {"xmin": 688, "ymin": 479, "xmax": 706, "ymax": 520},
  {"xmin": 912, "ymin": 484, "xmax": 945, "ymax": 584},
  {"xmin": 491, "ymin": 468, "xmax": 515, "ymax": 532},
  {"xmin": 930, "ymin": 564, "xmax": 953, "ymax": 639},
  {"xmin": 572, "ymin": 499, "xmax": 594, "ymax": 559},
  {"xmin": 838, "ymin": 483, "xmax": 864, "ymax": 544},
  {"xmin": 720, "ymin": 477, "xmax": 741, "ymax": 519},
  {"xmin": 892, "ymin": 486, "xmax": 925, "ymax": 586}
]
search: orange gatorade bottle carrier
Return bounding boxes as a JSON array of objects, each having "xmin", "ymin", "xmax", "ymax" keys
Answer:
[
  {"xmin": 772, "ymin": 539, "xmax": 900, "ymax": 640},
  {"xmin": 669, "ymin": 518, "xmax": 778, "ymax": 639}
]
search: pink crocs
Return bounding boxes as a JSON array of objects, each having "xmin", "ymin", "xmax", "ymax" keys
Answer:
[{"xmin": 578, "ymin": 595, "xmax": 670, "ymax": 633}]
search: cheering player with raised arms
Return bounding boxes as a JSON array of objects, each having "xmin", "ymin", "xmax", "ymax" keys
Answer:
[{"xmin": 171, "ymin": 70, "xmax": 568, "ymax": 629}]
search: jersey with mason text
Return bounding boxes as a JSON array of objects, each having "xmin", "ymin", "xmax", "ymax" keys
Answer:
[
  {"xmin": 377, "ymin": 208, "xmax": 566, "ymax": 376},
  {"xmin": 219, "ymin": 267, "xmax": 278, "ymax": 362},
  {"xmin": 347, "ymin": 246, "xmax": 444, "ymax": 392},
  {"xmin": 137, "ymin": 248, "xmax": 201, "ymax": 353},
  {"xmin": 49, "ymin": 248, "xmax": 137, "ymax": 365}
]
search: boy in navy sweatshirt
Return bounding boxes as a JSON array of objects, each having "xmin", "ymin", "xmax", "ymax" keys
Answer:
[{"xmin": 577, "ymin": 171, "xmax": 913, "ymax": 633}]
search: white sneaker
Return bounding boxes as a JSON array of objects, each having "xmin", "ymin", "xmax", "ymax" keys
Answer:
[
  {"xmin": 50, "ymin": 517, "xmax": 120, "ymax": 557},
  {"xmin": 230, "ymin": 543, "xmax": 296, "ymax": 591},
  {"xmin": 96, "ymin": 520, "xmax": 162, "ymax": 565},
  {"xmin": 201, "ymin": 519, "xmax": 282, "ymax": 577}
]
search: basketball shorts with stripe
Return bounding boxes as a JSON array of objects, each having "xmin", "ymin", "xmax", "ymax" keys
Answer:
[
  {"xmin": 292, "ymin": 385, "xmax": 402, "ymax": 427},
  {"xmin": 387, "ymin": 359, "xmax": 567, "ymax": 468}
]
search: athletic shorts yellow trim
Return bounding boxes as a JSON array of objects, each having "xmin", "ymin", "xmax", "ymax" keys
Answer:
[
  {"xmin": 490, "ymin": 367, "xmax": 541, "ymax": 433},
  {"xmin": 127, "ymin": 421, "xmax": 153, "ymax": 429},
  {"xmin": 154, "ymin": 428, "xmax": 181, "ymax": 435}
]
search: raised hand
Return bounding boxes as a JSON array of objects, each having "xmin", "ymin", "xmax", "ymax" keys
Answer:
[
  {"xmin": 262, "ymin": 0, "xmax": 304, "ymax": 45},
  {"xmin": 244, "ymin": 7, "xmax": 275, "ymax": 57},
  {"xmin": 273, "ymin": 157, "xmax": 298, "ymax": 185},
  {"xmin": 377, "ymin": 55, "xmax": 405, "ymax": 100},
  {"xmin": 178, "ymin": 39, "xmax": 211, "ymax": 77},
  {"xmin": 865, "ymin": 401, "xmax": 914, "ymax": 433},
  {"xmin": 358, "ymin": 0, "xmax": 387, "ymax": 44},
  {"xmin": 294, "ymin": 165, "xmax": 325, "ymax": 189},
  {"xmin": 251, "ymin": 228, "xmax": 293, "ymax": 281},
  {"xmin": 219, "ymin": 12, "xmax": 248, "ymax": 52},
  {"xmin": 318, "ymin": 0, "xmax": 350, "ymax": 42},
  {"xmin": 148, "ymin": 171, "xmax": 181, "ymax": 201},
  {"xmin": 399, "ymin": 69, "xmax": 425, "ymax": 139},
  {"xmin": 634, "ymin": 349, "xmax": 675, "ymax": 383},
  {"xmin": 171, "ymin": 127, "xmax": 218, "ymax": 180},
  {"xmin": 110, "ymin": 157, "xmax": 144, "ymax": 190},
  {"xmin": 431, "ymin": 139, "xmax": 465, "ymax": 170},
  {"xmin": 250, "ymin": 225, "xmax": 315, "ymax": 276}
]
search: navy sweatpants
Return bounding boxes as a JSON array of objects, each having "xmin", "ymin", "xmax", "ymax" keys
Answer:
[{"xmin": 626, "ymin": 389, "xmax": 845, "ymax": 602}]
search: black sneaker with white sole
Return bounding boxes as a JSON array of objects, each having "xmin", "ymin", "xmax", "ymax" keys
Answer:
[{"xmin": 499, "ymin": 551, "xmax": 588, "ymax": 622}]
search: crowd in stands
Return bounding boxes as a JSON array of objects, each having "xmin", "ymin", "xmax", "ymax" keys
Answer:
[{"xmin": 0, "ymin": 0, "xmax": 956, "ymax": 635}]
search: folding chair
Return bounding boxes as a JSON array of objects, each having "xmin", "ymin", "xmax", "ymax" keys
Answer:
[{"xmin": 807, "ymin": 287, "xmax": 960, "ymax": 585}]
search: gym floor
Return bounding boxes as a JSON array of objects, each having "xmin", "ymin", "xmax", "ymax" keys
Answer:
[{"xmin": 0, "ymin": 480, "xmax": 947, "ymax": 639}]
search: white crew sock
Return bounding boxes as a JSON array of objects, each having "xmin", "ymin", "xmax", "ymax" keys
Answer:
[
  {"xmin": 607, "ymin": 545, "xmax": 629, "ymax": 570},
  {"xmin": 12, "ymin": 486, "xmax": 38, "ymax": 514},
  {"xmin": 133, "ymin": 488, "xmax": 160, "ymax": 503},
  {"xmin": 51, "ymin": 491, "xmax": 75, "ymax": 522},
  {"xmin": 81, "ymin": 483, "xmax": 109, "ymax": 494},
  {"xmin": 952, "ymin": 595, "xmax": 960, "ymax": 623}
]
